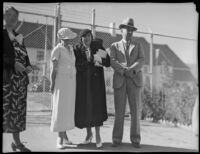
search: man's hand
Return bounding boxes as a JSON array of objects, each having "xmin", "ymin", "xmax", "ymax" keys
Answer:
[
  {"xmin": 123, "ymin": 68, "xmax": 136, "ymax": 78},
  {"xmin": 15, "ymin": 62, "xmax": 25, "ymax": 75},
  {"xmin": 124, "ymin": 69, "xmax": 130, "ymax": 77}
]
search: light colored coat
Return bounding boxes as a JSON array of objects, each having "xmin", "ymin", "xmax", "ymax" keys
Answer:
[{"xmin": 110, "ymin": 39, "xmax": 145, "ymax": 89}]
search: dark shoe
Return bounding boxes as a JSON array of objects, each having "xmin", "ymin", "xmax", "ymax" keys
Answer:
[
  {"xmin": 112, "ymin": 141, "xmax": 120, "ymax": 147},
  {"xmin": 81, "ymin": 134, "xmax": 93, "ymax": 145},
  {"xmin": 63, "ymin": 138, "xmax": 73, "ymax": 145},
  {"xmin": 11, "ymin": 142, "xmax": 31, "ymax": 152},
  {"xmin": 132, "ymin": 142, "xmax": 141, "ymax": 148}
]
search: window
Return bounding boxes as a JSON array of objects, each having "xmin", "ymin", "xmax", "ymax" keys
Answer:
[{"xmin": 36, "ymin": 50, "xmax": 44, "ymax": 61}]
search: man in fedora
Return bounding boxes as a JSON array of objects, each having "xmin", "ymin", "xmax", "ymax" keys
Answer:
[{"xmin": 109, "ymin": 17, "xmax": 145, "ymax": 148}]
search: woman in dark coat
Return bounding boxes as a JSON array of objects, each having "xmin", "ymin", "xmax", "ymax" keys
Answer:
[
  {"xmin": 74, "ymin": 29, "xmax": 110, "ymax": 148},
  {"xmin": 3, "ymin": 6, "xmax": 32, "ymax": 152}
]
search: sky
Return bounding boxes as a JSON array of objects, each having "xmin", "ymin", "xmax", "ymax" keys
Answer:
[{"xmin": 3, "ymin": 2, "xmax": 198, "ymax": 66}]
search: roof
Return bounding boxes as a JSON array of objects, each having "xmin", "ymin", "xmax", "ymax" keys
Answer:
[
  {"xmin": 153, "ymin": 44, "xmax": 189, "ymax": 68},
  {"xmin": 173, "ymin": 69, "xmax": 197, "ymax": 83}
]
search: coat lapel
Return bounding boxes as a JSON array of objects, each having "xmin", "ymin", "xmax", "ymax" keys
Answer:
[
  {"xmin": 4, "ymin": 29, "xmax": 15, "ymax": 51},
  {"xmin": 128, "ymin": 42, "xmax": 135, "ymax": 56},
  {"xmin": 118, "ymin": 40, "xmax": 125, "ymax": 56}
]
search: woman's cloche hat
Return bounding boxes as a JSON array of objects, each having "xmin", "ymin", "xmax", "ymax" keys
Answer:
[
  {"xmin": 57, "ymin": 27, "xmax": 77, "ymax": 40},
  {"xmin": 119, "ymin": 17, "xmax": 137, "ymax": 31},
  {"xmin": 79, "ymin": 29, "xmax": 92, "ymax": 38}
]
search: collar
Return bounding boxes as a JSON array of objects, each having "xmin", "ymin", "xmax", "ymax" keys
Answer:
[
  {"xmin": 120, "ymin": 39, "xmax": 135, "ymax": 56},
  {"xmin": 122, "ymin": 38, "xmax": 132, "ymax": 45}
]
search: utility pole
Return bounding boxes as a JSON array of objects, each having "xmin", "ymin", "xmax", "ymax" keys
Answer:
[{"xmin": 91, "ymin": 8, "xmax": 96, "ymax": 39}]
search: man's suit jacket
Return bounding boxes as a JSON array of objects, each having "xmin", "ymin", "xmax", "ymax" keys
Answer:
[{"xmin": 109, "ymin": 39, "xmax": 145, "ymax": 89}]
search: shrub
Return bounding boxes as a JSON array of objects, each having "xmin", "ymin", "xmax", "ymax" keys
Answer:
[
  {"xmin": 141, "ymin": 83, "xmax": 197, "ymax": 125},
  {"xmin": 150, "ymin": 90, "xmax": 166, "ymax": 122},
  {"xmin": 141, "ymin": 86, "xmax": 166, "ymax": 122},
  {"xmin": 141, "ymin": 86, "xmax": 152, "ymax": 120}
]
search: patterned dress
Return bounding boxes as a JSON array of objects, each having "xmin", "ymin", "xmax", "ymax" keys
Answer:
[{"xmin": 3, "ymin": 35, "xmax": 30, "ymax": 133}]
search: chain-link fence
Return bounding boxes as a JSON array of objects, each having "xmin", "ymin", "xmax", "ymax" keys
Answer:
[{"xmin": 13, "ymin": 12, "xmax": 55, "ymax": 112}]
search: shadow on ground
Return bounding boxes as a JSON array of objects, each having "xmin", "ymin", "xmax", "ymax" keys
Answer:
[{"xmin": 58, "ymin": 142, "xmax": 198, "ymax": 152}]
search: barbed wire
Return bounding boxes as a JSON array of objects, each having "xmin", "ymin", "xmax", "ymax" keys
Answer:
[
  {"xmin": 61, "ymin": 9, "xmax": 90, "ymax": 17},
  {"xmin": 60, "ymin": 6, "xmax": 90, "ymax": 15}
]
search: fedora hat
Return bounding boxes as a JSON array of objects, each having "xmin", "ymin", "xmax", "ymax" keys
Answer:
[
  {"xmin": 57, "ymin": 27, "xmax": 77, "ymax": 40},
  {"xmin": 119, "ymin": 17, "xmax": 137, "ymax": 31}
]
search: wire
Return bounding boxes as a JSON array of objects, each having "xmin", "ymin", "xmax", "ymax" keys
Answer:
[
  {"xmin": 153, "ymin": 33, "xmax": 197, "ymax": 41},
  {"xmin": 24, "ymin": 25, "xmax": 45, "ymax": 39},
  {"xmin": 61, "ymin": 11, "xmax": 90, "ymax": 19},
  {"xmin": 63, "ymin": 16, "xmax": 90, "ymax": 20},
  {"xmin": 61, "ymin": 9, "xmax": 115, "ymax": 23},
  {"xmin": 60, "ymin": 7, "xmax": 90, "ymax": 15},
  {"xmin": 4, "ymin": 3, "xmax": 55, "ymax": 12},
  {"xmin": 61, "ymin": 9, "xmax": 89, "ymax": 16},
  {"xmin": 96, "ymin": 15, "xmax": 117, "ymax": 21},
  {"xmin": 3, "ymin": 3, "xmax": 55, "ymax": 16}
]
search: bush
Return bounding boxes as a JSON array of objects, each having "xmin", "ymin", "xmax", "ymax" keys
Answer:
[
  {"xmin": 141, "ymin": 87, "xmax": 166, "ymax": 122},
  {"xmin": 141, "ymin": 83, "xmax": 197, "ymax": 125},
  {"xmin": 141, "ymin": 87, "xmax": 152, "ymax": 120},
  {"xmin": 150, "ymin": 90, "xmax": 166, "ymax": 122}
]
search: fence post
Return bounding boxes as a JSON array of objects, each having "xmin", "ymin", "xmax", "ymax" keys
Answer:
[
  {"xmin": 149, "ymin": 31, "xmax": 154, "ymax": 94},
  {"xmin": 53, "ymin": 3, "xmax": 61, "ymax": 48},
  {"xmin": 43, "ymin": 16, "xmax": 48, "ymax": 93},
  {"xmin": 91, "ymin": 8, "xmax": 96, "ymax": 39}
]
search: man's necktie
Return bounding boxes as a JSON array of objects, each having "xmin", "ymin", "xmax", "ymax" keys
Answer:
[{"xmin": 125, "ymin": 42, "xmax": 130, "ymax": 66}]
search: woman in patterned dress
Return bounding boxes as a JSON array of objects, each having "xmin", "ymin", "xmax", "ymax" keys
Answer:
[{"xmin": 3, "ymin": 6, "xmax": 32, "ymax": 152}]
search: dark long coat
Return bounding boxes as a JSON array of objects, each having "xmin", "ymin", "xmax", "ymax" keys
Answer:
[
  {"xmin": 3, "ymin": 29, "xmax": 31, "ymax": 83},
  {"xmin": 73, "ymin": 39, "xmax": 110, "ymax": 128}
]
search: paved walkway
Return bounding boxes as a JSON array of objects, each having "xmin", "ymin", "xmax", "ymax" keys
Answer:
[{"xmin": 2, "ymin": 111, "xmax": 199, "ymax": 152}]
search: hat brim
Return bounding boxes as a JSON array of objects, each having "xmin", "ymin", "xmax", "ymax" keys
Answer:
[
  {"xmin": 119, "ymin": 24, "xmax": 137, "ymax": 31},
  {"xmin": 80, "ymin": 29, "xmax": 92, "ymax": 38},
  {"xmin": 59, "ymin": 32, "xmax": 77, "ymax": 40}
]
